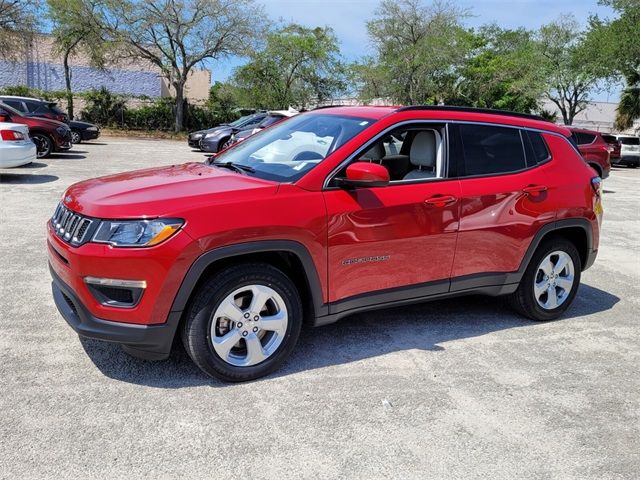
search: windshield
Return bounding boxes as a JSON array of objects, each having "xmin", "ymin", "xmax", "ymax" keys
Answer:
[
  {"xmin": 229, "ymin": 115, "xmax": 252, "ymax": 128},
  {"xmin": 211, "ymin": 113, "xmax": 374, "ymax": 182}
]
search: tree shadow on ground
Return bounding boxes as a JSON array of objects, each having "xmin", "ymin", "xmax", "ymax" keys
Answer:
[{"xmin": 80, "ymin": 283, "xmax": 620, "ymax": 388}]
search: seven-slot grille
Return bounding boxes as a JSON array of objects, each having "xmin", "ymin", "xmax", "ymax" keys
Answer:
[{"xmin": 51, "ymin": 203, "xmax": 94, "ymax": 246}]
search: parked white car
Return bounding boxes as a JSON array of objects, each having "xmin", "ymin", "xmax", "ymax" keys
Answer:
[
  {"xmin": 615, "ymin": 135, "xmax": 640, "ymax": 168},
  {"xmin": 0, "ymin": 122, "xmax": 36, "ymax": 168}
]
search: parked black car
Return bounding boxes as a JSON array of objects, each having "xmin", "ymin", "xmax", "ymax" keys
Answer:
[
  {"xmin": 69, "ymin": 120, "xmax": 100, "ymax": 144},
  {"xmin": 0, "ymin": 95, "xmax": 69, "ymax": 124},
  {"xmin": 195, "ymin": 112, "xmax": 268, "ymax": 152}
]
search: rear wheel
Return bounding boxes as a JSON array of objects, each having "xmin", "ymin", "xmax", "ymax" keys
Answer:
[
  {"xmin": 508, "ymin": 238, "xmax": 581, "ymax": 321},
  {"xmin": 181, "ymin": 263, "xmax": 303, "ymax": 382},
  {"xmin": 31, "ymin": 133, "xmax": 53, "ymax": 158}
]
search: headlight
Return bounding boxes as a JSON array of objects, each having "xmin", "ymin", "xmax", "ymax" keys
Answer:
[
  {"xmin": 56, "ymin": 126, "xmax": 69, "ymax": 135},
  {"xmin": 92, "ymin": 218, "xmax": 183, "ymax": 247},
  {"xmin": 204, "ymin": 132, "xmax": 218, "ymax": 139},
  {"xmin": 87, "ymin": 126, "xmax": 98, "ymax": 131}
]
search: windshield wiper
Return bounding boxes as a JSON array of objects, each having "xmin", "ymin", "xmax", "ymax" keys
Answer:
[{"xmin": 212, "ymin": 161, "xmax": 255, "ymax": 174}]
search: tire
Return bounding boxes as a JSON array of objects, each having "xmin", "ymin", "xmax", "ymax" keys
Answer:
[
  {"xmin": 508, "ymin": 237, "xmax": 581, "ymax": 321},
  {"xmin": 31, "ymin": 133, "xmax": 53, "ymax": 158},
  {"xmin": 217, "ymin": 137, "xmax": 231, "ymax": 152},
  {"xmin": 588, "ymin": 163, "xmax": 602, "ymax": 178},
  {"xmin": 181, "ymin": 263, "xmax": 303, "ymax": 382},
  {"xmin": 70, "ymin": 129, "xmax": 82, "ymax": 144}
]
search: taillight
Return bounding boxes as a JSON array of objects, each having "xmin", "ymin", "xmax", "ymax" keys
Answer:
[
  {"xmin": 0, "ymin": 130, "xmax": 26, "ymax": 141},
  {"xmin": 591, "ymin": 176, "xmax": 602, "ymax": 197}
]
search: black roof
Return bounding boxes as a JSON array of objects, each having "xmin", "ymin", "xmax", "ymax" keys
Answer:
[{"xmin": 396, "ymin": 105, "xmax": 548, "ymax": 122}]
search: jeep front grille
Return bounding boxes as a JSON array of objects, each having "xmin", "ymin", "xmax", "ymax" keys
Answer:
[{"xmin": 51, "ymin": 203, "xmax": 96, "ymax": 246}]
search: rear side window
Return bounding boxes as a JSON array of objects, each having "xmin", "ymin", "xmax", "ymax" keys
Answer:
[
  {"xmin": 459, "ymin": 124, "xmax": 526, "ymax": 176},
  {"xmin": 601, "ymin": 134, "xmax": 617, "ymax": 144},
  {"xmin": 2, "ymin": 99, "xmax": 25, "ymax": 112},
  {"xmin": 574, "ymin": 132, "xmax": 596, "ymax": 145},
  {"xmin": 524, "ymin": 131, "xmax": 551, "ymax": 166}
]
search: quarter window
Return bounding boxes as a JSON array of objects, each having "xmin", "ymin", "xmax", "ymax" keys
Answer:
[
  {"xmin": 459, "ymin": 124, "xmax": 526, "ymax": 176},
  {"xmin": 525, "ymin": 131, "xmax": 551, "ymax": 165},
  {"xmin": 574, "ymin": 132, "xmax": 596, "ymax": 145}
]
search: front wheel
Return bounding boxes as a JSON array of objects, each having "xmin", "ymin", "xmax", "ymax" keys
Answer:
[
  {"xmin": 181, "ymin": 263, "xmax": 303, "ymax": 382},
  {"xmin": 70, "ymin": 130, "xmax": 82, "ymax": 144},
  {"xmin": 508, "ymin": 238, "xmax": 581, "ymax": 321}
]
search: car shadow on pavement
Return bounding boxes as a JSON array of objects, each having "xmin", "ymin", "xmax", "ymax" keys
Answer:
[
  {"xmin": 52, "ymin": 153, "xmax": 87, "ymax": 160},
  {"xmin": 79, "ymin": 283, "xmax": 619, "ymax": 388},
  {"xmin": 0, "ymin": 173, "xmax": 59, "ymax": 184}
]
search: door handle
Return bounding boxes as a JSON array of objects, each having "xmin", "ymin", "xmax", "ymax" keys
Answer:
[
  {"xmin": 522, "ymin": 185, "xmax": 548, "ymax": 195},
  {"xmin": 424, "ymin": 195, "xmax": 457, "ymax": 207}
]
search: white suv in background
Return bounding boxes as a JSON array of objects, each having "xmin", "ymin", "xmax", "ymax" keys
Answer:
[
  {"xmin": 615, "ymin": 135, "xmax": 640, "ymax": 168},
  {"xmin": 0, "ymin": 122, "xmax": 36, "ymax": 168}
]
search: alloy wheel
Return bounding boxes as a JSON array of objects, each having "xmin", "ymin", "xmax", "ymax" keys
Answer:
[
  {"xmin": 533, "ymin": 250, "xmax": 575, "ymax": 310},
  {"xmin": 210, "ymin": 284, "xmax": 288, "ymax": 367}
]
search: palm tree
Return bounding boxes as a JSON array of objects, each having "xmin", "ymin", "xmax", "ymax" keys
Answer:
[{"xmin": 615, "ymin": 70, "xmax": 640, "ymax": 132}]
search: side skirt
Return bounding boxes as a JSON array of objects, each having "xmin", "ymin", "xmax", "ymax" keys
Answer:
[{"xmin": 313, "ymin": 274, "xmax": 519, "ymax": 327}]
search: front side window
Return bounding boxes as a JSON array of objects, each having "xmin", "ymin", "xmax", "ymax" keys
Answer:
[
  {"xmin": 210, "ymin": 114, "xmax": 374, "ymax": 182},
  {"xmin": 459, "ymin": 124, "xmax": 526, "ymax": 176},
  {"xmin": 334, "ymin": 124, "xmax": 446, "ymax": 183}
]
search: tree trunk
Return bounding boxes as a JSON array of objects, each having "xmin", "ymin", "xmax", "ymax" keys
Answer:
[
  {"xmin": 174, "ymin": 82, "xmax": 185, "ymax": 132},
  {"xmin": 63, "ymin": 50, "xmax": 73, "ymax": 119}
]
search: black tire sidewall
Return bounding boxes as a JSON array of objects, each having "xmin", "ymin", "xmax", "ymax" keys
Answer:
[
  {"xmin": 183, "ymin": 264, "xmax": 302, "ymax": 381},
  {"xmin": 521, "ymin": 239, "xmax": 582, "ymax": 321},
  {"xmin": 32, "ymin": 134, "xmax": 52, "ymax": 157}
]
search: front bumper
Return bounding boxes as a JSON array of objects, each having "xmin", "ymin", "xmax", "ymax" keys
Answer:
[
  {"xmin": 199, "ymin": 138, "xmax": 219, "ymax": 153},
  {"xmin": 50, "ymin": 264, "xmax": 180, "ymax": 360},
  {"xmin": 82, "ymin": 129, "xmax": 100, "ymax": 141}
]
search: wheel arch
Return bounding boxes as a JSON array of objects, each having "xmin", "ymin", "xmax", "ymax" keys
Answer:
[
  {"xmin": 519, "ymin": 219, "xmax": 593, "ymax": 275},
  {"xmin": 587, "ymin": 161, "xmax": 603, "ymax": 177},
  {"xmin": 170, "ymin": 240, "xmax": 327, "ymax": 322}
]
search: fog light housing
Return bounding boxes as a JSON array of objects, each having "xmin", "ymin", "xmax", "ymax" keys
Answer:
[{"xmin": 84, "ymin": 277, "xmax": 146, "ymax": 308}]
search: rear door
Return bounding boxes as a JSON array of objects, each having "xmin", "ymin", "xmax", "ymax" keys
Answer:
[{"xmin": 450, "ymin": 123, "xmax": 555, "ymax": 286}]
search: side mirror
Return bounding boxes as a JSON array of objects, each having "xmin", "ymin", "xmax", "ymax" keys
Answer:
[{"xmin": 337, "ymin": 162, "xmax": 390, "ymax": 188}]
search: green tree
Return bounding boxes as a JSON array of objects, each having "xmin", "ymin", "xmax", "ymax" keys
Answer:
[
  {"xmin": 457, "ymin": 26, "xmax": 546, "ymax": 113},
  {"xmin": 89, "ymin": 0, "xmax": 266, "ymax": 131},
  {"xmin": 232, "ymin": 24, "xmax": 346, "ymax": 109},
  {"xmin": 362, "ymin": 0, "xmax": 473, "ymax": 104},
  {"xmin": 47, "ymin": 0, "xmax": 107, "ymax": 119},
  {"xmin": 586, "ymin": 0, "xmax": 640, "ymax": 130},
  {"xmin": 0, "ymin": 0, "xmax": 39, "ymax": 60},
  {"xmin": 538, "ymin": 15, "xmax": 609, "ymax": 125}
]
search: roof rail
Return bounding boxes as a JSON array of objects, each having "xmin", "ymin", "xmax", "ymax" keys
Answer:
[
  {"xmin": 396, "ymin": 105, "xmax": 548, "ymax": 122},
  {"xmin": 312, "ymin": 104, "xmax": 357, "ymax": 110}
]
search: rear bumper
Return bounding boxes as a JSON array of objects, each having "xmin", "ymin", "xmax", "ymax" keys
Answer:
[
  {"xmin": 0, "ymin": 142, "xmax": 36, "ymax": 167},
  {"xmin": 50, "ymin": 264, "xmax": 180, "ymax": 360}
]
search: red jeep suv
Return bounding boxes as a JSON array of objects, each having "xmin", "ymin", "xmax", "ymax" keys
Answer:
[
  {"xmin": 567, "ymin": 126, "xmax": 611, "ymax": 179},
  {"xmin": 48, "ymin": 106, "xmax": 602, "ymax": 381}
]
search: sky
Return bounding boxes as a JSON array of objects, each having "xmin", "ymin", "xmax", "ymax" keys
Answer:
[{"xmin": 210, "ymin": 0, "xmax": 621, "ymax": 102}]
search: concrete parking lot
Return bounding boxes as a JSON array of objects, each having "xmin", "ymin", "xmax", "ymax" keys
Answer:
[{"xmin": 1, "ymin": 138, "xmax": 639, "ymax": 479}]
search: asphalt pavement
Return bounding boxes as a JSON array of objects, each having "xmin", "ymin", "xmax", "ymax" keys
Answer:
[{"xmin": 1, "ymin": 138, "xmax": 638, "ymax": 479}]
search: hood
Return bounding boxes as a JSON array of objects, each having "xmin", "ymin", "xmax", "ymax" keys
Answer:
[
  {"xmin": 70, "ymin": 120, "xmax": 97, "ymax": 129},
  {"xmin": 62, "ymin": 162, "xmax": 278, "ymax": 219},
  {"xmin": 204, "ymin": 125, "xmax": 232, "ymax": 135}
]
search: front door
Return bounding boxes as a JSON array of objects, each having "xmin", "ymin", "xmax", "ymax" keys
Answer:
[{"xmin": 323, "ymin": 124, "xmax": 461, "ymax": 309}]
